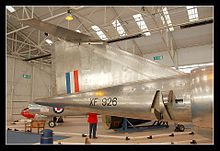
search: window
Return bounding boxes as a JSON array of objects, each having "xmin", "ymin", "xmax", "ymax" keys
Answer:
[
  {"xmin": 172, "ymin": 62, "xmax": 213, "ymax": 73},
  {"xmin": 91, "ymin": 25, "xmax": 108, "ymax": 40},
  {"xmin": 45, "ymin": 39, "xmax": 53, "ymax": 45},
  {"xmin": 160, "ymin": 7, "xmax": 174, "ymax": 31},
  {"xmin": 186, "ymin": 6, "xmax": 199, "ymax": 22},
  {"xmin": 112, "ymin": 19, "xmax": 127, "ymax": 36},
  {"xmin": 133, "ymin": 14, "xmax": 151, "ymax": 36},
  {"xmin": 6, "ymin": 6, "xmax": 16, "ymax": 13}
]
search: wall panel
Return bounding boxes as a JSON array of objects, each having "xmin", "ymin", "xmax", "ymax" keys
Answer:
[
  {"xmin": 6, "ymin": 56, "xmax": 54, "ymax": 121},
  {"xmin": 143, "ymin": 44, "xmax": 213, "ymax": 67}
]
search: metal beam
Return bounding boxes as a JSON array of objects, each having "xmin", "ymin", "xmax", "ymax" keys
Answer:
[
  {"xmin": 73, "ymin": 8, "xmax": 98, "ymax": 37},
  {"xmin": 71, "ymin": 8, "xmax": 113, "ymax": 41},
  {"xmin": 16, "ymin": 29, "xmax": 36, "ymax": 52},
  {"xmin": 74, "ymin": 16, "xmax": 95, "ymax": 37},
  {"xmin": 107, "ymin": 33, "xmax": 142, "ymax": 43},
  {"xmin": 143, "ymin": 7, "xmax": 179, "ymax": 68},
  {"xmin": 111, "ymin": 7, "xmax": 143, "ymax": 56},
  {"xmin": 70, "ymin": 9, "xmax": 94, "ymax": 25},
  {"xmin": 23, "ymin": 53, "xmax": 51, "ymax": 61},
  {"xmin": 7, "ymin": 10, "xmax": 67, "ymax": 35},
  {"xmin": 20, "ymin": 47, "xmax": 40, "ymax": 54},
  {"xmin": 72, "ymin": 9, "xmax": 109, "ymax": 37},
  {"xmin": 19, "ymin": 42, "xmax": 52, "ymax": 55},
  {"xmin": 157, "ymin": 7, "xmax": 178, "ymax": 69},
  {"xmin": 23, "ymin": 6, "xmax": 30, "ymax": 19},
  {"xmin": 31, "ymin": 6, "xmax": 34, "ymax": 18},
  {"xmin": 7, "ymin": 37, "xmax": 49, "ymax": 54},
  {"xmin": 7, "ymin": 20, "xmax": 50, "ymax": 54},
  {"xmin": 104, "ymin": 7, "xmax": 107, "ymax": 25},
  {"xmin": 48, "ymin": 7, "xmax": 54, "ymax": 17},
  {"xmin": 106, "ymin": 7, "xmax": 126, "ymax": 27},
  {"xmin": 7, "ymin": 37, "xmax": 37, "ymax": 48}
]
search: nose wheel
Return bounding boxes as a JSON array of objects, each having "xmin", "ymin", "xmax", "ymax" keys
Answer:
[
  {"xmin": 175, "ymin": 124, "xmax": 185, "ymax": 132},
  {"xmin": 48, "ymin": 117, "xmax": 57, "ymax": 128},
  {"xmin": 48, "ymin": 121, "xmax": 56, "ymax": 128},
  {"xmin": 57, "ymin": 117, "xmax": 64, "ymax": 123}
]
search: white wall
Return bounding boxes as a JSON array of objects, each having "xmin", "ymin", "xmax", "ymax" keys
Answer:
[
  {"xmin": 144, "ymin": 44, "xmax": 213, "ymax": 67},
  {"xmin": 6, "ymin": 56, "xmax": 54, "ymax": 121},
  {"xmin": 177, "ymin": 44, "xmax": 213, "ymax": 66}
]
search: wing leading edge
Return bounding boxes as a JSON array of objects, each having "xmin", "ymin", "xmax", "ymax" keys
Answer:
[{"xmin": 19, "ymin": 18, "xmax": 104, "ymax": 43}]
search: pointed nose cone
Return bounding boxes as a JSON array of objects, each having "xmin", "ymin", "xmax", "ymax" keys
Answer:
[
  {"xmin": 21, "ymin": 109, "xmax": 35, "ymax": 119},
  {"xmin": 21, "ymin": 111, "xmax": 25, "ymax": 116},
  {"xmin": 21, "ymin": 110, "xmax": 29, "ymax": 118}
]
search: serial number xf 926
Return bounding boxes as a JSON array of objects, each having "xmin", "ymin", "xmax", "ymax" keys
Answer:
[{"xmin": 89, "ymin": 97, "xmax": 117, "ymax": 107}]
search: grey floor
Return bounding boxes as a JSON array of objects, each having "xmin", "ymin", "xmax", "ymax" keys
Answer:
[
  {"xmin": 6, "ymin": 116, "xmax": 213, "ymax": 145},
  {"xmin": 6, "ymin": 130, "xmax": 69, "ymax": 145}
]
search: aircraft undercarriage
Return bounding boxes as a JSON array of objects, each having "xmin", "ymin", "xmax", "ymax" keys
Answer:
[{"xmin": 48, "ymin": 116, "xmax": 64, "ymax": 128}]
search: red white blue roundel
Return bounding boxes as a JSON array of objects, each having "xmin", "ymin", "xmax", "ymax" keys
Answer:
[{"xmin": 53, "ymin": 107, "xmax": 64, "ymax": 114}]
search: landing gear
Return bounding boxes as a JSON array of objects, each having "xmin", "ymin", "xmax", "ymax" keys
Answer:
[
  {"xmin": 48, "ymin": 117, "xmax": 64, "ymax": 128},
  {"xmin": 174, "ymin": 124, "xmax": 185, "ymax": 132},
  {"xmin": 48, "ymin": 121, "xmax": 56, "ymax": 128},
  {"xmin": 57, "ymin": 117, "xmax": 64, "ymax": 123},
  {"xmin": 48, "ymin": 117, "xmax": 57, "ymax": 128}
]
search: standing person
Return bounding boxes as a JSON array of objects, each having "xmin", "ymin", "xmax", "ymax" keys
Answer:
[{"xmin": 88, "ymin": 112, "xmax": 98, "ymax": 139}]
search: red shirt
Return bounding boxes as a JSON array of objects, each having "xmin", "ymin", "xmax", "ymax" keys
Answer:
[{"xmin": 88, "ymin": 112, "xmax": 98, "ymax": 123}]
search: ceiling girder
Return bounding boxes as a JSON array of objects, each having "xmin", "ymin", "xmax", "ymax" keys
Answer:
[{"xmin": 111, "ymin": 7, "xmax": 143, "ymax": 57}]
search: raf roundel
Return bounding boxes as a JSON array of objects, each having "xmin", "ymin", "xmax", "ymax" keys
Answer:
[{"xmin": 53, "ymin": 107, "xmax": 64, "ymax": 114}]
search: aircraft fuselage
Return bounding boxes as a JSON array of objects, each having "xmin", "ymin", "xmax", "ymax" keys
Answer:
[{"xmin": 35, "ymin": 74, "xmax": 191, "ymax": 122}]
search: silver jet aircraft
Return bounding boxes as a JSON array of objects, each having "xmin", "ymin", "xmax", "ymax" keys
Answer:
[{"xmin": 20, "ymin": 18, "xmax": 214, "ymax": 142}]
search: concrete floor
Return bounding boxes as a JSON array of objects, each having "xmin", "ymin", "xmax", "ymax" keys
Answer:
[{"xmin": 6, "ymin": 116, "xmax": 213, "ymax": 145}]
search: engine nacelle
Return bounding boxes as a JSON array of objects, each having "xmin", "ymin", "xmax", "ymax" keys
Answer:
[
  {"xmin": 101, "ymin": 115, "xmax": 151, "ymax": 130},
  {"xmin": 190, "ymin": 65, "xmax": 213, "ymax": 140}
]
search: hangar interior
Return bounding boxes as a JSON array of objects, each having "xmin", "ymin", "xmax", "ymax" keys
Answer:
[{"xmin": 6, "ymin": 6, "xmax": 213, "ymax": 145}]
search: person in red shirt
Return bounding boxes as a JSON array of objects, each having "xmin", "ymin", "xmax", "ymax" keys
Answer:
[{"xmin": 88, "ymin": 112, "xmax": 98, "ymax": 139}]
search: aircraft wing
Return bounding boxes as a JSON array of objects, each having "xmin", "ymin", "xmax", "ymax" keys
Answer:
[
  {"xmin": 19, "ymin": 18, "xmax": 104, "ymax": 43},
  {"xmin": 20, "ymin": 18, "xmax": 187, "ymax": 89},
  {"xmin": 84, "ymin": 44, "xmax": 187, "ymax": 82}
]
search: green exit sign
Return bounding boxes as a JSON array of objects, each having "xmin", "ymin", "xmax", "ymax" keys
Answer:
[
  {"xmin": 23, "ymin": 74, "xmax": 31, "ymax": 79},
  {"xmin": 153, "ymin": 56, "xmax": 163, "ymax": 60}
]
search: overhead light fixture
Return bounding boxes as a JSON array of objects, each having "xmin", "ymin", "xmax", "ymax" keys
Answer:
[
  {"xmin": 44, "ymin": 32, "xmax": 49, "ymax": 37},
  {"xmin": 45, "ymin": 39, "xmax": 53, "ymax": 45},
  {"xmin": 65, "ymin": 9, "xmax": 73, "ymax": 21},
  {"xmin": 75, "ymin": 30, "xmax": 81, "ymax": 33},
  {"xmin": 6, "ymin": 6, "xmax": 16, "ymax": 13}
]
